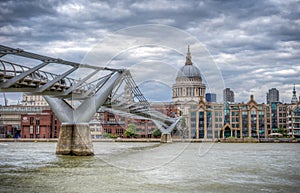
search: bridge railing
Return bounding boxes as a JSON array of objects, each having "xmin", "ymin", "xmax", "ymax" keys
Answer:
[
  {"xmin": 0, "ymin": 59, "xmax": 93, "ymax": 95},
  {"xmin": 0, "ymin": 45, "xmax": 124, "ymax": 98}
]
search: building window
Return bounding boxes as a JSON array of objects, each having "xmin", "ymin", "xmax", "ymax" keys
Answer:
[
  {"xmin": 116, "ymin": 128, "xmax": 124, "ymax": 135},
  {"xmin": 36, "ymin": 117, "xmax": 40, "ymax": 125},
  {"xmin": 294, "ymin": 107, "xmax": 300, "ymax": 116},
  {"xmin": 198, "ymin": 111, "xmax": 205, "ymax": 138},
  {"xmin": 104, "ymin": 128, "xmax": 112, "ymax": 134},
  {"xmin": 30, "ymin": 125, "xmax": 34, "ymax": 134},
  {"xmin": 36, "ymin": 125, "xmax": 40, "ymax": 134},
  {"xmin": 30, "ymin": 117, "xmax": 34, "ymax": 125},
  {"xmin": 190, "ymin": 112, "xmax": 196, "ymax": 137}
]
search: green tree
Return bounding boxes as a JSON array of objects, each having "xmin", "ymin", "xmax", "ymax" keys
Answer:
[
  {"xmin": 108, "ymin": 134, "xmax": 119, "ymax": 139},
  {"xmin": 181, "ymin": 117, "xmax": 186, "ymax": 128},
  {"xmin": 6, "ymin": 133, "xmax": 12, "ymax": 138},
  {"xmin": 278, "ymin": 127, "xmax": 288, "ymax": 137},
  {"xmin": 103, "ymin": 133, "xmax": 110, "ymax": 138},
  {"xmin": 153, "ymin": 129, "xmax": 161, "ymax": 138},
  {"xmin": 125, "ymin": 124, "xmax": 137, "ymax": 138}
]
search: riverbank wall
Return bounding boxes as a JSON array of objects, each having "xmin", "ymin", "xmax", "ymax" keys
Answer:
[{"xmin": 0, "ymin": 138, "xmax": 298, "ymax": 143}]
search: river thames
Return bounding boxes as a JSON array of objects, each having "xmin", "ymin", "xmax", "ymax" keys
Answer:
[{"xmin": 0, "ymin": 142, "xmax": 299, "ymax": 193}]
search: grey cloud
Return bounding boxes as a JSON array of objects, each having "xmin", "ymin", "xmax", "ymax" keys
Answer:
[
  {"xmin": 0, "ymin": 0, "xmax": 58, "ymax": 22},
  {"xmin": 0, "ymin": 0, "xmax": 299, "ymax": 104}
]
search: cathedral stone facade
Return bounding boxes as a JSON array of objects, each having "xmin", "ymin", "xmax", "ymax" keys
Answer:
[
  {"xmin": 172, "ymin": 46, "xmax": 206, "ymax": 105},
  {"xmin": 172, "ymin": 46, "xmax": 206, "ymax": 138}
]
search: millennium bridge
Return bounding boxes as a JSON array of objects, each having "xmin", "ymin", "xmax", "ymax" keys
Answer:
[{"xmin": 0, "ymin": 45, "xmax": 180, "ymax": 155}]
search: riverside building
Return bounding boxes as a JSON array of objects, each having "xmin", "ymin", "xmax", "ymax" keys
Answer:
[
  {"xmin": 187, "ymin": 94, "xmax": 300, "ymax": 139},
  {"xmin": 22, "ymin": 94, "xmax": 48, "ymax": 106},
  {"xmin": 20, "ymin": 110, "xmax": 61, "ymax": 139},
  {"xmin": 0, "ymin": 105, "xmax": 50, "ymax": 138},
  {"xmin": 174, "ymin": 47, "xmax": 300, "ymax": 139}
]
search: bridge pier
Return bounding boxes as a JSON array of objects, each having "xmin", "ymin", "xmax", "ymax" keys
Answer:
[
  {"xmin": 56, "ymin": 123, "xmax": 94, "ymax": 156},
  {"xmin": 160, "ymin": 133, "xmax": 172, "ymax": 143}
]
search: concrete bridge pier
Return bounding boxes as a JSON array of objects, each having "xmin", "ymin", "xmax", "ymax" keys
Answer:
[
  {"xmin": 44, "ymin": 72, "xmax": 123, "ymax": 156},
  {"xmin": 160, "ymin": 133, "xmax": 172, "ymax": 143},
  {"xmin": 56, "ymin": 123, "xmax": 94, "ymax": 156}
]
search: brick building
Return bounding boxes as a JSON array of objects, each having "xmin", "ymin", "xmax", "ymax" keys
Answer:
[
  {"xmin": 0, "ymin": 105, "xmax": 50, "ymax": 138},
  {"xmin": 0, "ymin": 124, "xmax": 14, "ymax": 138},
  {"xmin": 98, "ymin": 102, "xmax": 179, "ymax": 138},
  {"xmin": 21, "ymin": 110, "xmax": 61, "ymax": 139}
]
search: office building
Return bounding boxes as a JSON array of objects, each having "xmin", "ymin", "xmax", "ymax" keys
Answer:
[
  {"xmin": 266, "ymin": 88, "xmax": 279, "ymax": 104},
  {"xmin": 223, "ymin": 88, "xmax": 234, "ymax": 103},
  {"xmin": 206, "ymin": 93, "xmax": 217, "ymax": 103}
]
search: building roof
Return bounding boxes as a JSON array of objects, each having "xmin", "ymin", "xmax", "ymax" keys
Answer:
[{"xmin": 177, "ymin": 65, "xmax": 201, "ymax": 79}]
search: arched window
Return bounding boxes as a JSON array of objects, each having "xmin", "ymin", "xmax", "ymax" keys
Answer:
[{"xmin": 294, "ymin": 107, "xmax": 300, "ymax": 116}]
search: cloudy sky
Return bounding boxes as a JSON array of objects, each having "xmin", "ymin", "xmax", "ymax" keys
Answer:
[{"xmin": 0, "ymin": 0, "xmax": 299, "ymax": 104}]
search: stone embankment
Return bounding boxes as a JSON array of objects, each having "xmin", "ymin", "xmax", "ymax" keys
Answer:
[{"xmin": 0, "ymin": 138, "xmax": 298, "ymax": 143}]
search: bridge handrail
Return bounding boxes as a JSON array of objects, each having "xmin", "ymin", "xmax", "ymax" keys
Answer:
[{"xmin": 0, "ymin": 59, "xmax": 92, "ymax": 92}]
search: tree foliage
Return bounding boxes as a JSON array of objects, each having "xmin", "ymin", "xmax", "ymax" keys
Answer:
[
  {"xmin": 125, "ymin": 124, "xmax": 137, "ymax": 138},
  {"xmin": 181, "ymin": 117, "xmax": 186, "ymax": 128},
  {"xmin": 153, "ymin": 129, "xmax": 161, "ymax": 138},
  {"xmin": 278, "ymin": 127, "xmax": 285, "ymax": 134}
]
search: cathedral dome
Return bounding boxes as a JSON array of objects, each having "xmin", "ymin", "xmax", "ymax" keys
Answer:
[
  {"xmin": 176, "ymin": 46, "xmax": 202, "ymax": 80},
  {"xmin": 177, "ymin": 65, "xmax": 201, "ymax": 79},
  {"xmin": 172, "ymin": 46, "xmax": 206, "ymax": 102}
]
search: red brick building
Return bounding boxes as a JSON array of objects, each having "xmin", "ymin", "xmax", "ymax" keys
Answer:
[
  {"xmin": 100, "ymin": 111, "xmax": 126, "ymax": 137},
  {"xmin": 98, "ymin": 102, "xmax": 179, "ymax": 138},
  {"xmin": 21, "ymin": 110, "xmax": 61, "ymax": 139},
  {"xmin": 99, "ymin": 111, "xmax": 158, "ymax": 138},
  {"xmin": 0, "ymin": 125, "xmax": 15, "ymax": 138}
]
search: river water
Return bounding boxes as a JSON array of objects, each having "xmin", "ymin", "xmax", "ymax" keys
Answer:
[{"xmin": 0, "ymin": 142, "xmax": 299, "ymax": 193}]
